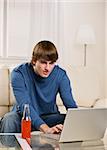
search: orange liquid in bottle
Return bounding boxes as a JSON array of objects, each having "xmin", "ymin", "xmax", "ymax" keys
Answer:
[{"xmin": 21, "ymin": 119, "xmax": 31, "ymax": 139}]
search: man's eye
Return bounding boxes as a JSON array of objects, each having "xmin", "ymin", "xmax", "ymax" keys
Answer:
[
  {"xmin": 50, "ymin": 62, "xmax": 54, "ymax": 64},
  {"xmin": 40, "ymin": 60, "xmax": 54, "ymax": 64}
]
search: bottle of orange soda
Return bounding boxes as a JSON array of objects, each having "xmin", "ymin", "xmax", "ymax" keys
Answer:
[{"xmin": 21, "ymin": 104, "xmax": 31, "ymax": 139}]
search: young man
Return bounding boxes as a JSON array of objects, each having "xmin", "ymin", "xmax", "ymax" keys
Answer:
[{"xmin": 0, "ymin": 41, "xmax": 77, "ymax": 134}]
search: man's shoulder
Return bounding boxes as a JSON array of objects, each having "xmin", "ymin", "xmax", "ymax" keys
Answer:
[
  {"xmin": 11, "ymin": 63, "xmax": 31, "ymax": 76},
  {"xmin": 54, "ymin": 65, "xmax": 67, "ymax": 79},
  {"xmin": 55, "ymin": 65, "xmax": 66, "ymax": 74},
  {"xmin": 13, "ymin": 62, "xmax": 29, "ymax": 71}
]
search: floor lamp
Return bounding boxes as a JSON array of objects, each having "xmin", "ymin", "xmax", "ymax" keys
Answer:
[{"xmin": 76, "ymin": 25, "xmax": 96, "ymax": 66}]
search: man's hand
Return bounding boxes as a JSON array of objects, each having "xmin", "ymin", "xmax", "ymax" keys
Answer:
[
  {"xmin": 39, "ymin": 124, "xmax": 63, "ymax": 134},
  {"xmin": 46, "ymin": 124, "xmax": 63, "ymax": 134}
]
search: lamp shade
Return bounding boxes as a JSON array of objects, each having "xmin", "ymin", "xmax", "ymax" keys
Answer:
[{"xmin": 76, "ymin": 25, "xmax": 96, "ymax": 45}]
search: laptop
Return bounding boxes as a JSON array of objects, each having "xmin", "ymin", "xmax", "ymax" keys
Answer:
[{"xmin": 41, "ymin": 107, "xmax": 107, "ymax": 143}]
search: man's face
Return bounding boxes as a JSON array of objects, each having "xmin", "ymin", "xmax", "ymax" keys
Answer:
[{"xmin": 33, "ymin": 59, "xmax": 56, "ymax": 78}]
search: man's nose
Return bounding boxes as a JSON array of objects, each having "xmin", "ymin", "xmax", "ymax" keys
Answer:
[{"xmin": 45, "ymin": 63, "xmax": 50, "ymax": 70}]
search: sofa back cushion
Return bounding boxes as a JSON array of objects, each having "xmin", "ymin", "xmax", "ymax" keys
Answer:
[
  {"xmin": 0, "ymin": 68, "xmax": 9, "ymax": 116},
  {"xmin": 9, "ymin": 66, "xmax": 16, "ymax": 106},
  {"xmin": 66, "ymin": 66, "xmax": 101, "ymax": 107},
  {"xmin": 0, "ymin": 68, "xmax": 9, "ymax": 105}
]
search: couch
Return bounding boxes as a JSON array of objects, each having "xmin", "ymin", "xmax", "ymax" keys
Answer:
[{"xmin": 0, "ymin": 65, "xmax": 107, "ymax": 117}]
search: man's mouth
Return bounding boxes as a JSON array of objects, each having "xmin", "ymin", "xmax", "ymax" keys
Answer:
[{"xmin": 43, "ymin": 70, "xmax": 49, "ymax": 75}]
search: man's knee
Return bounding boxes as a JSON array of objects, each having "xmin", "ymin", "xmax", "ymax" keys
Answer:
[
  {"xmin": 4, "ymin": 111, "xmax": 20, "ymax": 120},
  {"xmin": 0, "ymin": 111, "xmax": 21, "ymax": 133},
  {"xmin": 1, "ymin": 112, "xmax": 20, "ymax": 125}
]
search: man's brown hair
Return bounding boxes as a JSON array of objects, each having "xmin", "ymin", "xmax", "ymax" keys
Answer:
[{"xmin": 31, "ymin": 40, "xmax": 58, "ymax": 65}]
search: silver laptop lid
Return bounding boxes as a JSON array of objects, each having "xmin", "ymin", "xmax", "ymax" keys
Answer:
[{"xmin": 60, "ymin": 108, "xmax": 107, "ymax": 142}]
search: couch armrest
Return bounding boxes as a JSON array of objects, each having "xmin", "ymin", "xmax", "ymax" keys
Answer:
[{"xmin": 93, "ymin": 98, "xmax": 107, "ymax": 108}]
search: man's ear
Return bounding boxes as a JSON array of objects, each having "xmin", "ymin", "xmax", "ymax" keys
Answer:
[{"xmin": 32, "ymin": 60, "xmax": 36, "ymax": 66}]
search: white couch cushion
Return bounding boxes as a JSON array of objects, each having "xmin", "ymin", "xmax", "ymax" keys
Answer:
[
  {"xmin": 94, "ymin": 98, "xmax": 107, "ymax": 108},
  {"xmin": 0, "ymin": 68, "xmax": 9, "ymax": 105},
  {"xmin": 9, "ymin": 66, "xmax": 17, "ymax": 105},
  {"xmin": 56, "ymin": 94, "xmax": 67, "ymax": 114},
  {"xmin": 0, "ymin": 107, "xmax": 9, "ymax": 117},
  {"xmin": 66, "ymin": 66, "xmax": 101, "ymax": 107},
  {"xmin": 10, "ymin": 85, "xmax": 16, "ymax": 105}
]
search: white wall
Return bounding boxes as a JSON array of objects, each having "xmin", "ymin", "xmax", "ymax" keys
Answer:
[
  {"xmin": 59, "ymin": 1, "xmax": 105, "ymax": 67},
  {"xmin": 58, "ymin": 1, "xmax": 105, "ymax": 97},
  {"xmin": 0, "ymin": 0, "xmax": 106, "ymax": 97}
]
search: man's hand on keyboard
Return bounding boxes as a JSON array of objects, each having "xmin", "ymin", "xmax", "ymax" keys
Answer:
[
  {"xmin": 46, "ymin": 124, "xmax": 63, "ymax": 134},
  {"xmin": 39, "ymin": 123, "xmax": 63, "ymax": 134}
]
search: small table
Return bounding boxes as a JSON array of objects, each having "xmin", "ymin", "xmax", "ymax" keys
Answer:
[
  {"xmin": 17, "ymin": 130, "xmax": 107, "ymax": 150},
  {"xmin": 0, "ymin": 133, "xmax": 22, "ymax": 150},
  {"xmin": 0, "ymin": 133, "xmax": 32, "ymax": 150},
  {"xmin": 30, "ymin": 131, "xmax": 107, "ymax": 150},
  {"xmin": 0, "ymin": 131, "xmax": 107, "ymax": 150}
]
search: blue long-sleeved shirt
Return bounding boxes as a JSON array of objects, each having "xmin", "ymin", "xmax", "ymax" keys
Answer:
[{"xmin": 11, "ymin": 63, "xmax": 77, "ymax": 129}]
